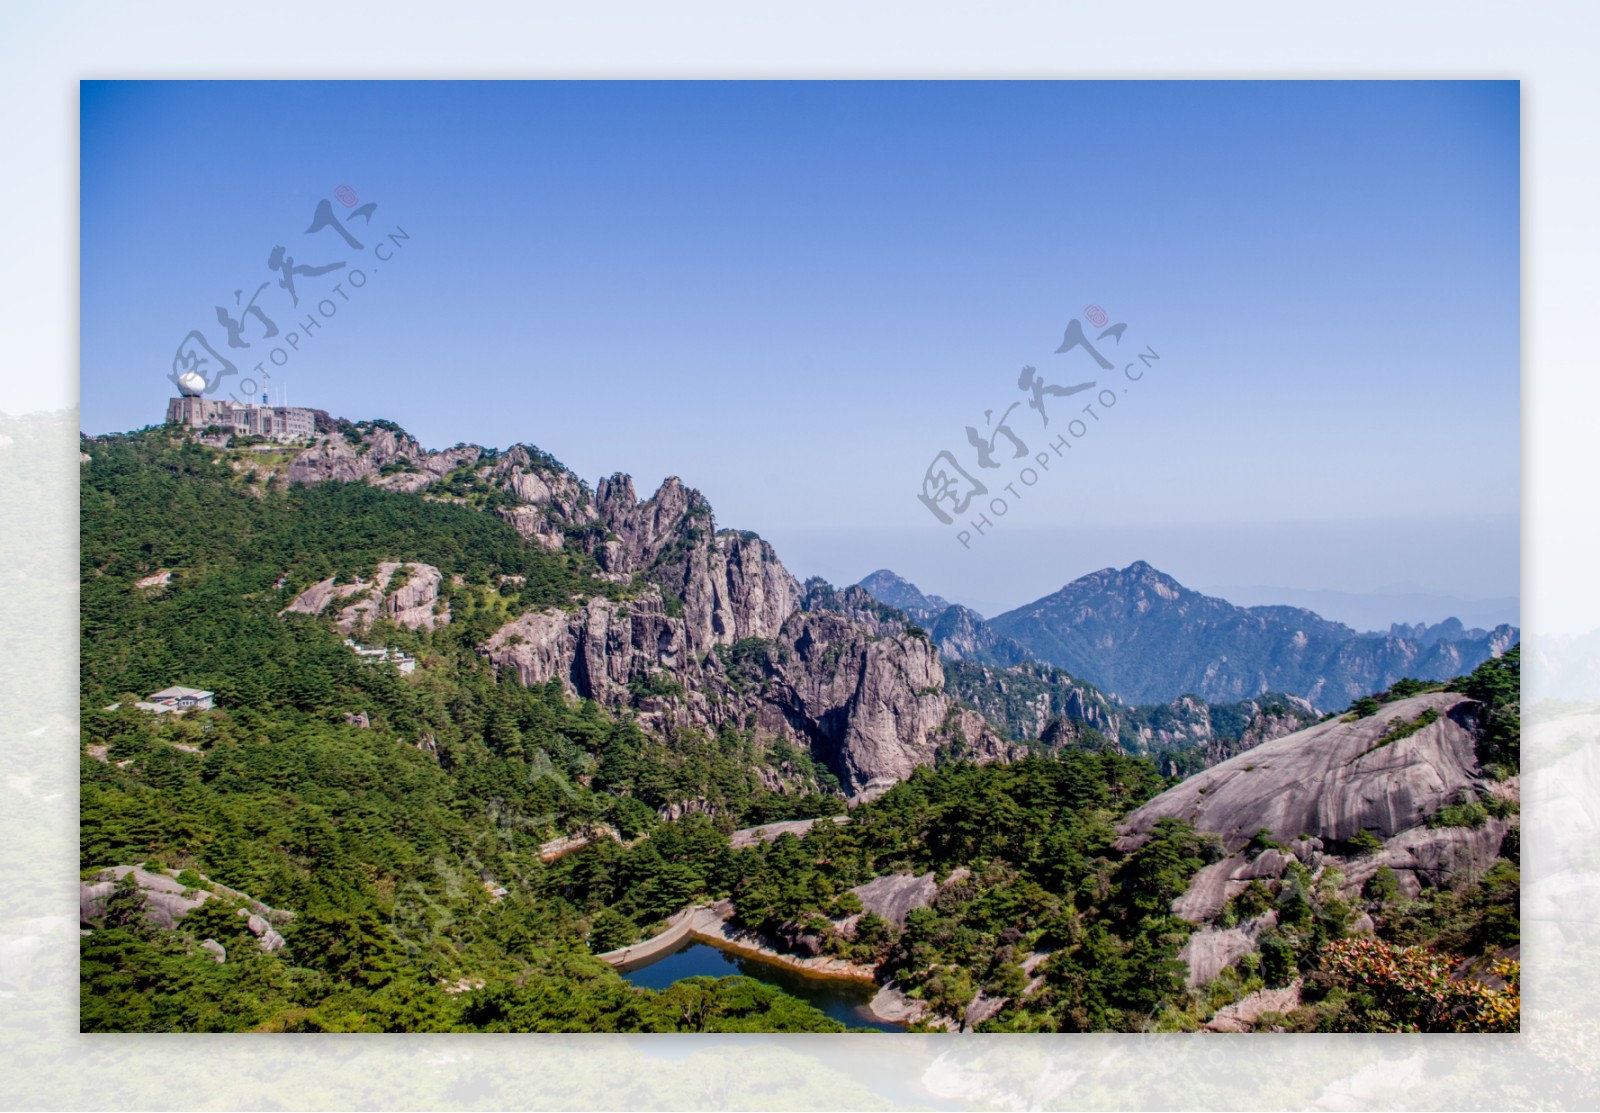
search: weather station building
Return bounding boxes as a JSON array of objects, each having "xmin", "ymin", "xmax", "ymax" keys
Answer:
[{"xmin": 166, "ymin": 371, "xmax": 317, "ymax": 442}]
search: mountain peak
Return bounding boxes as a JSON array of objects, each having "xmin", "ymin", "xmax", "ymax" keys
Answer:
[
  {"xmin": 857, "ymin": 569, "xmax": 957, "ymax": 623},
  {"xmin": 993, "ymin": 562, "xmax": 1518, "ymax": 706},
  {"xmin": 1069, "ymin": 560, "xmax": 1185, "ymax": 597}
]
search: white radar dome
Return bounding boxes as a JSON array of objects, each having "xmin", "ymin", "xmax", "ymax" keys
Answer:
[{"xmin": 176, "ymin": 370, "xmax": 207, "ymax": 396}]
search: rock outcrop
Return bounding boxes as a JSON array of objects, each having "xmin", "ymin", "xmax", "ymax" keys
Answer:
[
  {"xmin": 1121, "ymin": 692, "xmax": 1487, "ymax": 856},
  {"xmin": 1180, "ymin": 914, "xmax": 1280, "ymax": 987},
  {"xmin": 491, "ymin": 445, "xmax": 600, "ymax": 550},
  {"xmin": 282, "ymin": 561, "xmax": 447, "ymax": 632},
  {"xmin": 1204, "ymin": 979, "xmax": 1302, "ymax": 1032},
  {"xmin": 484, "ymin": 590, "xmax": 1011, "ymax": 797},
  {"xmin": 1125, "ymin": 692, "xmax": 1320, "ymax": 766},
  {"xmin": 1121, "ymin": 690, "xmax": 1519, "ymax": 993},
  {"xmin": 286, "ymin": 422, "xmax": 1011, "ymax": 798},
  {"xmin": 849, "ymin": 872, "xmax": 938, "ymax": 928},
  {"xmin": 592, "ymin": 474, "xmax": 803, "ymax": 653},
  {"xmin": 287, "ymin": 425, "xmax": 437, "ymax": 486},
  {"xmin": 79, "ymin": 865, "xmax": 292, "ymax": 954},
  {"xmin": 941, "ymin": 659, "xmax": 1122, "ymax": 746},
  {"xmin": 484, "ymin": 591, "xmax": 699, "ymax": 706},
  {"xmin": 728, "ymin": 815, "xmax": 850, "ymax": 849}
]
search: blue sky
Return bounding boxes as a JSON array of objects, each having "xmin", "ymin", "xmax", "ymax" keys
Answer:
[{"xmin": 80, "ymin": 80, "xmax": 1519, "ymax": 623}]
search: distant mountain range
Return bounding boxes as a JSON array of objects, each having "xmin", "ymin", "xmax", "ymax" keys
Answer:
[
  {"xmin": 859, "ymin": 562, "xmax": 1517, "ymax": 708},
  {"xmin": 1200, "ymin": 582, "xmax": 1519, "ymax": 633}
]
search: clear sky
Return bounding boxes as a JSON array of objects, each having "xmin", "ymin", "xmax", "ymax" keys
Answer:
[{"xmin": 80, "ymin": 80, "xmax": 1519, "ymax": 623}]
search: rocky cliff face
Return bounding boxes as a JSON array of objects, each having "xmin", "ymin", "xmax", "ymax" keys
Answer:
[
  {"xmin": 990, "ymin": 560, "xmax": 1518, "ymax": 706},
  {"xmin": 1123, "ymin": 692, "xmax": 1319, "ymax": 758},
  {"xmin": 286, "ymin": 424, "xmax": 474, "ymax": 489},
  {"xmin": 762, "ymin": 608, "xmax": 1013, "ymax": 796},
  {"xmin": 490, "ymin": 445, "xmax": 600, "ymax": 550},
  {"xmin": 292, "ymin": 422, "xmax": 992, "ymax": 798},
  {"xmin": 288, "ymin": 427, "xmax": 595, "ymax": 551},
  {"xmin": 589, "ymin": 474, "xmax": 804, "ymax": 653},
  {"xmin": 482, "ymin": 585, "xmax": 1011, "ymax": 798},
  {"xmin": 941, "ymin": 659, "xmax": 1123, "ymax": 745}
]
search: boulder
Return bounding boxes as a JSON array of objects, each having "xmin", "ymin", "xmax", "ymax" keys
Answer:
[{"xmin": 1121, "ymin": 693, "xmax": 1483, "ymax": 853}]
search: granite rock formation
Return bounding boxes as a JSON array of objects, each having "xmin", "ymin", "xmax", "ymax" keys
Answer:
[
  {"xmin": 1121, "ymin": 692, "xmax": 1490, "ymax": 856},
  {"xmin": 1120, "ymin": 690, "xmax": 1515, "ymax": 985},
  {"xmin": 282, "ymin": 561, "xmax": 448, "ymax": 632}
]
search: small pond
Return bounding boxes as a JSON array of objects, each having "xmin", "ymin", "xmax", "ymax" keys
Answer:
[{"xmin": 618, "ymin": 938, "xmax": 903, "ymax": 1032}]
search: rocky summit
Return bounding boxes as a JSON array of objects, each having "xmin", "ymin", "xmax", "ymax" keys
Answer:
[{"xmin": 855, "ymin": 569, "xmax": 955, "ymax": 624}]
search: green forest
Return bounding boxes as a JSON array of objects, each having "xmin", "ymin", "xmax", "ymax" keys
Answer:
[{"xmin": 79, "ymin": 429, "xmax": 1519, "ymax": 1034}]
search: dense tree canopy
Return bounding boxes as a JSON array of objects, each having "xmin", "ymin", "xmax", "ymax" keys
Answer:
[{"xmin": 78, "ymin": 430, "xmax": 1519, "ymax": 1034}]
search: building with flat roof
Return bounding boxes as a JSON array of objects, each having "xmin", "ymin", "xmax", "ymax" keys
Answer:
[
  {"xmin": 105, "ymin": 685, "xmax": 216, "ymax": 714},
  {"xmin": 145, "ymin": 686, "xmax": 215, "ymax": 711},
  {"xmin": 166, "ymin": 395, "xmax": 316, "ymax": 442}
]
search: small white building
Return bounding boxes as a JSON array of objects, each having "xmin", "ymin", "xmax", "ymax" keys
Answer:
[
  {"xmin": 144, "ymin": 686, "xmax": 215, "ymax": 711},
  {"xmin": 107, "ymin": 686, "xmax": 215, "ymax": 714},
  {"xmin": 343, "ymin": 638, "xmax": 417, "ymax": 675}
]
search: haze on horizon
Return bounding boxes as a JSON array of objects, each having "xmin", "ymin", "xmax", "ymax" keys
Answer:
[{"xmin": 79, "ymin": 80, "xmax": 1520, "ymax": 625}]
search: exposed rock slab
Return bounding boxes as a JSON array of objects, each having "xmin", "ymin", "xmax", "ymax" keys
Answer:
[
  {"xmin": 1179, "ymin": 911, "xmax": 1278, "ymax": 986},
  {"xmin": 1340, "ymin": 816, "xmax": 1514, "ymax": 899},
  {"xmin": 80, "ymin": 866, "xmax": 292, "ymax": 952},
  {"xmin": 961, "ymin": 990, "xmax": 1009, "ymax": 1030},
  {"xmin": 1121, "ymin": 692, "xmax": 1483, "ymax": 853},
  {"xmin": 868, "ymin": 983, "xmax": 934, "ymax": 1026},
  {"xmin": 850, "ymin": 872, "xmax": 938, "ymax": 928},
  {"xmin": 1205, "ymin": 979, "xmax": 1302, "ymax": 1032},
  {"xmin": 537, "ymin": 824, "xmax": 622, "ymax": 864},
  {"xmin": 728, "ymin": 815, "xmax": 849, "ymax": 849}
]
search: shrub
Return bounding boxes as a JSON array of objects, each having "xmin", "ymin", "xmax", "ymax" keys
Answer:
[
  {"xmin": 1363, "ymin": 866, "xmax": 1400, "ymax": 903},
  {"xmin": 1259, "ymin": 932, "xmax": 1297, "ymax": 986},
  {"xmin": 1348, "ymin": 829, "xmax": 1383, "ymax": 855},
  {"xmin": 1319, "ymin": 937, "xmax": 1518, "ymax": 1032},
  {"xmin": 1345, "ymin": 697, "xmax": 1381, "ymax": 721},
  {"xmin": 1429, "ymin": 800, "xmax": 1490, "ymax": 829}
]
